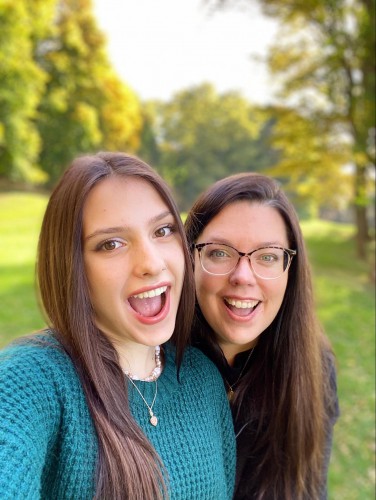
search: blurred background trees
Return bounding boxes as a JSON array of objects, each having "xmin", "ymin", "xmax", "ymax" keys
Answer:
[
  {"xmin": 207, "ymin": 0, "xmax": 375, "ymax": 257},
  {"xmin": 0, "ymin": 0, "xmax": 374, "ymax": 258},
  {"xmin": 145, "ymin": 84, "xmax": 279, "ymax": 209},
  {"xmin": 0, "ymin": 0, "xmax": 141, "ymax": 186}
]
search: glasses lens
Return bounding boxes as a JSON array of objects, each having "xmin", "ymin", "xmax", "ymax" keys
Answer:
[
  {"xmin": 200, "ymin": 243, "xmax": 238, "ymax": 275},
  {"xmin": 251, "ymin": 247, "xmax": 288, "ymax": 279}
]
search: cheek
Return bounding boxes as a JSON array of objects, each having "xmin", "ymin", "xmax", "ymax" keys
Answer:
[
  {"xmin": 83, "ymin": 259, "xmax": 95, "ymax": 292},
  {"xmin": 84, "ymin": 259, "xmax": 114, "ymax": 298},
  {"xmin": 194, "ymin": 266, "xmax": 207, "ymax": 296},
  {"xmin": 169, "ymin": 244, "xmax": 185, "ymax": 277},
  {"xmin": 265, "ymin": 277, "xmax": 288, "ymax": 305},
  {"xmin": 194, "ymin": 269, "xmax": 218, "ymax": 306}
]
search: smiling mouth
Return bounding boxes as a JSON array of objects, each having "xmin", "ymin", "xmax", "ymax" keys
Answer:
[
  {"xmin": 128, "ymin": 286, "xmax": 167, "ymax": 317},
  {"xmin": 224, "ymin": 298, "xmax": 260, "ymax": 317}
]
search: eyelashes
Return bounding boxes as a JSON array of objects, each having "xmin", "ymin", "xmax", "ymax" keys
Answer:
[
  {"xmin": 96, "ymin": 239, "xmax": 124, "ymax": 252},
  {"xmin": 94, "ymin": 223, "xmax": 178, "ymax": 252},
  {"xmin": 155, "ymin": 223, "xmax": 177, "ymax": 238}
]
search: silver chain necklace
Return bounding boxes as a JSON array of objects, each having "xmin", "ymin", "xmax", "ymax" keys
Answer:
[
  {"xmin": 126, "ymin": 377, "xmax": 158, "ymax": 426},
  {"xmin": 224, "ymin": 347, "xmax": 254, "ymax": 401}
]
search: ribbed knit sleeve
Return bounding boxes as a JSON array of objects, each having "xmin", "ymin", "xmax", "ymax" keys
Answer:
[{"xmin": 0, "ymin": 338, "xmax": 97, "ymax": 500}]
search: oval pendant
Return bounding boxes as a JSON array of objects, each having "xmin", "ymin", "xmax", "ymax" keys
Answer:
[{"xmin": 150, "ymin": 415, "xmax": 158, "ymax": 426}]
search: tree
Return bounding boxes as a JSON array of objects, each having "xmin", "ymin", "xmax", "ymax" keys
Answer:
[
  {"xmin": 208, "ymin": 0, "xmax": 375, "ymax": 258},
  {"xmin": 146, "ymin": 83, "xmax": 279, "ymax": 209},
  {"xmin": 266, "ymin": 105, "xmax": 353, "ymax": 215},
  {"xmin": 36, "ymin": 0, "xmax": 142, "ymax": 184},
  {"xmin": 0, "ymin": 0, "xmax": 142, "ymax": 185},
  {"xmin": 0, "ymin": 0, "xmax": 55, "ymax": 183},
  {"xmin": 136, "ymin": 101, "xmax": 161, "ymax": 167}
]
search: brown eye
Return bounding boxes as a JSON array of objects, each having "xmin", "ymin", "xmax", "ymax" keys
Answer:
[
  {"xmin": 155, "ymin": 225, "xmax": 174, "ymax": 238},
  {"xmin": 102, "ymin": 240, "xmax": 122, "ymax": 251}
]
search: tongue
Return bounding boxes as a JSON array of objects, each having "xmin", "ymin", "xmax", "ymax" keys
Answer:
[
  {"xmin": 227, "ymin": 304, "xmax": 254, "ymax": 317},
  {"xmin": 128, "ymin": 295, "xmax": 162, "ymax": 317},
  {"xmin": 128, "ymin": 295, "xmax": 163, "ymax": 317}
]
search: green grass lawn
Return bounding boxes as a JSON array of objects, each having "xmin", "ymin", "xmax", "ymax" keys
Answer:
[
  {"xmin": 300, "ymin": 220, "xmax": 375, "ymax": 499},
  {"xmin": 0, "ymin": 193, "xmax": 375, "ymax": 499},
  {"xmin": 0, "ymin": 192, "xmax": 47, "ymax": 342}
]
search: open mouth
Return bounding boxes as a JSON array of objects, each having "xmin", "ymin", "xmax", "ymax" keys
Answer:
[
  {"xmin": 128, "ymin": 286, "xmax": 167, "ymax": 317},
  {"xmin": 224, "ymin": 298, "xmax": 260, "ymax": 317}
]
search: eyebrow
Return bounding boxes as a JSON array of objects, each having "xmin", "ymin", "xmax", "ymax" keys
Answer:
[
  {"xmin": 204, "ymin": 237, "xmax": 285, "ymax": 248},
  {"xmin": 85, "ymin": 210, "xmax": 173, "ymax": 241}
]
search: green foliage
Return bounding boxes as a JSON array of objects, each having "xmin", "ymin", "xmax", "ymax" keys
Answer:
[
  {"xmin": 266, "ymin": 0, "xmax": 375, "ymax": 257},
  {"xmin": 0, "ymin": 0, "xmax": 142, "ymax": 185},
  {"xmin": 36, "ymin": 0, "xmax": 142, "ymax": 184},
  {"xmin": 137, "ymin": 102, "xmax": 161, "ymax": 167},
  {"xmin": 266, "ymin": 106, "xmax": 353, "ymax": 212},
  {"xmin": 99, "ymin": 72, "xmax": 142, "ymax": 152},
  {"xmin": 142, "ymin": 84, "xmax": 279, "ymax": 209},
  {"xmin": 0, "ymin": 0, "xmax": 54, "ymax": 183},
  {"xmin": 208, "ymin": 0, "xmax": 375, "ymax": 257},
  {"xmin": 0, "ymin": 193, "xmax": 374, "ymax": 497}
]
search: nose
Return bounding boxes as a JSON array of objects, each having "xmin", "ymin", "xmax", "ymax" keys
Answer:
[
  {"xmin": 228, "ymin": 255, "xmax": 257, "ymax": 286},
  {"xmin": 132, "ymin": 239, "xmax": 166, "ymax": 277}
]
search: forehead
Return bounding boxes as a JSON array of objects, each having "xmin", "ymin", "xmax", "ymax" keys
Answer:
[
  {"xmin": 200, "ymin": 201, "xmax": 288, "ymax": 246},
  {"xmin": 82, "ymin": 176, "xmax": 169, "ymax": 230}
]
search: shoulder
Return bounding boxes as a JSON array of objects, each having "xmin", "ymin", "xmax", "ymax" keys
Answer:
[
  {"xmin": 182, "ymin": 345, "xmax": 225, "ymax": 387},
  {"xmin": 165, "ymin": 343, "xmax": 221, "ymax": 372},
  {"xmin": 321, "ymin": 347, "xmax": 340, "ymax": 422},
  {"xmin": 0, "ymin": 331, "xmax": 79, "ymax": 394},
  {"xmin": 0, "ymin": 333, "xmax": 73, "ymax": 438},
  {"xmin": 0, "ymin": 333, "xmax": 96, "ymax": 497},
  {"xmin": 321, "ymin": 346, "xmax": 337, "ymax": 385},
  {"xmin": 185, "ymin": 344, "xmax": 219, "ymax": 368},
  {"xmin": 163, "ymin": 343, "xmax": 224, "ymax": 386},
  {"xmin": 1, "ymin": 331, "xmax": 70, "ymax": 366},
  {"xmin": 0, "ymin": 331, "xmax": 88, "ymax": 437}
]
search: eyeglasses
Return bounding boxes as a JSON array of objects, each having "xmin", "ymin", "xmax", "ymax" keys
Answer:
[{"xmin": 193, "ymin": 243, "xmax": 296, "ymax": 280}]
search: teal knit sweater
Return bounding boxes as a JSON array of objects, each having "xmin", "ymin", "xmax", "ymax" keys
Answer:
[{"xmin": 0, "ymin": 334, "xmax": 235, "ymax": 499}]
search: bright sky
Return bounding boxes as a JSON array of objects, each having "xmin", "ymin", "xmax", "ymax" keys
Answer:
[{"xmin": 93, "ymin": 0, "xmax": 279, "ymax": 103}]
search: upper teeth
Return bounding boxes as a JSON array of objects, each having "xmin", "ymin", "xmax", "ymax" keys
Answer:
[
  {"xmin": 225, "ymin": 298, "xmax": 259, "ymax": 309},
  {"xmin": 132, "ymin": 286, "xmax": 167, "ymax": 299}
]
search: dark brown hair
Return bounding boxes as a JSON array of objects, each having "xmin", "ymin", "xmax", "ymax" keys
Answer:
[
  {"xmin": 37, "ymin": 152, "xmax": 195, "ymax": 499},
  {"xmin": 185, "ymin": 173, "xmax": 335, "ymax": 499}
]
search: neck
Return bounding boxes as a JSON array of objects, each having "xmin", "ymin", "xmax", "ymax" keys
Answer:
[
  {"xmin": 220, "ymin": 341, "xmax": 256, "ymax": 367},
  {"xmin": 116, "ymin": 343, "xmax": 158, "ymax": 379}
]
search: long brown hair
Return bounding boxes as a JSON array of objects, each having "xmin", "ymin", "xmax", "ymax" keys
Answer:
[
  {"xmin": 185, "ymin": 173, "xmax": 335, "ymax": 499},
  {"xmin": 37, "ymin": 152, "xmax": 195, "ymax": 499}
]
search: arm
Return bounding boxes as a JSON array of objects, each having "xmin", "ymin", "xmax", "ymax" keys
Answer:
[
  {"xmin": 0, "ymin": 344, "xmax": 61, "ymax": 499},
  {"xmin": 320, "ymin": 352, "xmax": 340, "ymax": 499}
]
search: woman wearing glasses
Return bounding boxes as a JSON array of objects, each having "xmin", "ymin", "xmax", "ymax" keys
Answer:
[{"xmin": 185, "ymin": 173, "xmax": 339, "ymax": 500}]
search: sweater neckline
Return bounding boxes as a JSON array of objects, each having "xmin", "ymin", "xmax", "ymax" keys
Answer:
[{"xmin": 126, "ymin": 343, "xmax": 181, "ymax": 403}]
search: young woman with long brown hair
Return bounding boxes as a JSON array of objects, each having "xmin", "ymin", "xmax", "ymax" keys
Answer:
[
  {"xmin": 185, "ymin": 173, "xmax": 339, "ymax": 499},
  {"xmin": 0, "ymin": 152, "xmax": 235, "ymax": 499}
]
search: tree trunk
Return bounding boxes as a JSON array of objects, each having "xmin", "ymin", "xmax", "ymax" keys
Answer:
[
  {"xmin": 354, "ymin": 204, "xmax": 369, "ymax": 259},
  {"xmin": 354, "ymin": 163, "xmax": 369, "ymax": 259}
]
